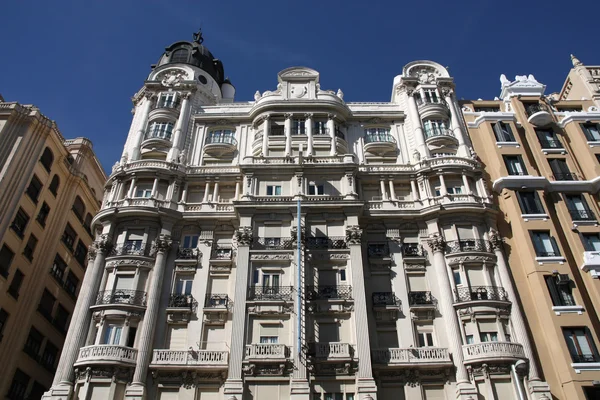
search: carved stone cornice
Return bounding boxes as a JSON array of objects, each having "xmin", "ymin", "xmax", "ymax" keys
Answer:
[
  {"xmin": 426, "ymin": 234, "xmax": 445, "ymax": 253},
  {"xmin": 235, "ymin": 227, "xmax": 253, "ymax": 246},
  {"xmin": 345, "ymin": 225, "xmax": 363, "ymax": 245},
  {"xmin": 151, "ymin": 234, "xmax": 173, "ymax": 255}
]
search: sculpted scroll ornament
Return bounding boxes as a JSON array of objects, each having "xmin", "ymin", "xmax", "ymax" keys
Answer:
[
  {"xmin": 426, "ymin": 234, "xmax": 446, "ymax": 253},
  {"xmin": 235, "ymin": 227, "xmax": 253, "ymax": 246},
  {"xmin": 345, "ymin": 225, "xmax": 363, "ymax": 245}
]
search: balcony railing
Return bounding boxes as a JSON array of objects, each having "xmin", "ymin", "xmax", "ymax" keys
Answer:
[
  {"xmin": 445, "ymin": 239, "xmax": 493, "ymax": 254},
  {"xmin": 368, "ymin": 244, "xmax": 389, "ymax": 258},
  {"xmin": 306, "ymin": 237, "xmax": 348, "ymax": 249},
  {"xmin": 372, "ymin": 292, "xmax": 401, "ymax": 307},
  {"xmin": 408, "ymin": 291, "xmax": 436, "ymax": 306},
  {"xmin": 153, "ymin": 99, "xmax": 181, "ymax": 111},
  {"xmin": 524, "ymin": 103, "xmax": 549, "ymax": 117},
  {"xmin": 536, "ymin": 250, "xmax": 560, "ymax": 257},
  {"xmin": 454, "ymin": 286, "xmax": 508, "ymax": 302},
  {"xmin": 538, "ymin": 138, "xmax": 563, "ymax": 149},
  {"xmin": 205, "ymin": 293, "xmax": 230, "ymax": 309},
  {"xmin": 424, "ymin": 128, "xmax": 455, "ymax": 139},
  {"xmin": 402, "ymin": 244, "xmax": 425, "ymax": 257},
  {"xmin": 245, "ymin": 343, "xmax": 289, "ymax": 359},
  {"xmin": 306, "ymin": 285, "xmax": 352, "ymax": 301},
  {"xmin": 569, "ymin": 209, "xmax": 596, "ymax": 221},
  {"xmin": 372, "ymin": 347, "xmax": 451, "ymax": 364},
  {"xmin": 552, "ymin": 172, "xmax": 578, "ymax": 181},
  {"xmin": 365, "ymin": 132, "xmax": 395, "ymax": 144},
  {"xmin": 176, "ymin": 247, "xmax": 201, "ymax": 260},
  {"xmin": 95, "ymin": 290, "xmax": 147, "ymax": 307},
  {"xmin": 205, "ymin": 134, "xmax": 238, "ymax": 146},
  {"xmin": 310, "ymin": 342, "xmax": 353, "ymax": 359},
  {"xmin": 252, "ymin": 237, "xmax": 294, "ymax": 250},
  {"xmin": 572, "ymin": 354, "xmax": 600, "ymax": 363},
  {"xmin": 211, "ymin": 247, "xmax": 233, "ymax": 260},
  {"xmin": 463, "ymin": 342, "xmax": 525, "ymax": 363},
  {"xmin": 109, "ymin": 242, "xmax": 149, "ymax": 257},
  {"xmin": 168, "ymin": 294, "xmax": 196, "ymax": 310},
  {"xmin": 145, "ymin": 129, "xmax": 173, "ymax": 141},
  {"xmin": 151, "ymin": 349, "xmax": 228, "ymax": 366},
  {"xmin": 248, "ymin": 286, "xmax": 294, "ymax": 301},
  {"xmin": 76, "ymin": 345, "xmax": 137, "ymax": 365}
]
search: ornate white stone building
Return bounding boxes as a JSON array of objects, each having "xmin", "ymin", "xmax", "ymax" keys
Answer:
[{"xmin": 44, "ymin": 32, "xmax": 552, "ymax": 400}]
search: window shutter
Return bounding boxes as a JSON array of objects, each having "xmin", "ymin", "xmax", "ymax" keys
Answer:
[
  {"xmin": 477, "ymin": 320, "xmax": 498, "ymax": 333},
  {"xmin": 260, "ymin": 324, "xmax": 280, "ymax": 337},
  {"xmin": 423, "ymin": 385, "xmax": 446, "ymax": 400},
  {"xmin": 167, "ymin": 326, "xmax": 187, "ymax": 350},
  {"xmin": 408, "ymin": 275, "xmax": 427, "ymax": 291},
  {"xmin": 492, "ymin": 379, "xmax": 516, "ymax": 400}
]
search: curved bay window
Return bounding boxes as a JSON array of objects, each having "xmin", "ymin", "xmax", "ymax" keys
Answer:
[
  {"xmin": 206, "ymin": 129, "xmax": 237, "ymax": 145},
  {"xmin": 170, "ymin": 48, "xmax": 189, "ymax": 64},
  {"xmin": 146, "ymin": 121, "xmax": 174, "ymax": 140},
  {"xmin": 364, "ymin": 128, "xmax": 394, "ymax": 143},
  {"xmin": 423, "ymin": 119, "xmax": 451, "ymax": 138}
]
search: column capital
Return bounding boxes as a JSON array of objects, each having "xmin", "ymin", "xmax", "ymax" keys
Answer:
[
  {"xmin": 426, "ymin": 233, "xmax": 446, "ymax": 253},
  {"xmin": 441, "ymin": 87, "xmax": 454, "ymax": 97},
  {"xmin": 180, "ymin": 91, "xmax": 193, "ymax": 100},
  {"xmin": 151, "ymin": 234, "xmax": 173, "ymax": 255},
  {"xmin": 395, "ymin": 83, "xmax": 417, "ymax": 96},
  {"xmin": 291, "ymin": 226, "xmax": 306, "ymax": 247},
  {"xmin": 488, "ymin": 229, "xmax": 504, "ymax": 250},
  {"xmin": 284, "ymin": 113, "xmax": 294, "ymax": 120},
  {"xmin": 144, "ymin": 91, "xmax": 157, "ymax": 101},
  {"xmin": 345, "ymin": 225, "xmax": 363, "ymax": 245},
  {"xmin": 235, "ymin": 227, "xmax": 254, "ymax": 246},
  {"xmin": 327, "ymin": 113, "xmax": 336, "ymax": 120},
  {"xmin": 304, "ymin": 112, "xmax": 313, "ymax": 119},
  {"xmin": 95, "ymin": 234, "xmax": 114, "ymax": 255}
]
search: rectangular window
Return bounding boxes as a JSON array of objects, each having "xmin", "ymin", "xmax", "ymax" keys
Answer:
[
  {"xmin": 536, "ymin": 129, "xmax": 563, "ymax": 149},
  {"xmin": 36, "ymin": 202, "xmax": 51, "ymax": 227},
  {"xmin": 0, "ymin": 309, "xmax": 8, "ymax": 342},
  {"xmin": 74, "ymin": 240, "xmax": 88, "ymax": 266},
  {"xmin": 292, "ymin": 119, "xmax": 306, "ymax": 135},
  {"xmin": 182, "ymin": 235, "xmax": 199, "ymax": 249},
  {"xmin": 38, "ymin": 289, "xmax": 56, "ymax": 321},
  {"xmin": 530, "ymin": 231, "xmax": 561, "ymax": 257},
  {"xmin": 7, "ymin": 369, "xmax": 30, "ymax": 400},
  {"xmin": 565, "ymin": 195, "xmax": 595, "ymax": 221},
  {"xmin": 64, "ymin": 271, "xmax": 79, "ymax": 298},
  {"xmin": 417, "ymin": 332, "xmax": 435, "ymax": 347},
  {"xmin": 102, "ymin": 324, "xmax": 123, "ymax": 345},
  {"xmin": 308, "ymin": 183, "xmax": 325, "ymax": 195},
  {"xmin": 135, "ymin": 186, "xmax": 152, "ymax": 198},
  {"xmin": 563, "ymin": 327, "xmax": 600, "ymax": 363},
  {"xmin": 503, "ymin": 155, "xmax": 527, "ymax": 175},
  {"xmin": 339, "ymin": 269, "xmax": 347, "ymax": 282},
  {"xmin": 23, "ymin": 234, "xmax": 38, "ymax": 261},
  {"xmin": 549, "ymin": 158, "xmax": 575, "ymax": 181},
  {"xmin": 53, "ymin": 304, "xmax": 70, "ymax": 333},
  {"xmin": 61, "ymin": 223, "xmax": 77, "ymax": 251},
  {"xmin": 580, "ymin": 123, "xmax": 600, "ymax": 142},
  {"xmin": 40, "ymin": 341, "xmax": 58, "ymax": 372},
  {"xmin": 517, "ymin": 191, "xmax": 545, "ymax": 214},
  {"xmin": 466, "ymin": 334, "xmax": 474, "ymax": 344},
  {"xmin": 0, "ymin": 245, "xmax": 15, "ymax": 278},
  {"xmin": 582, "ymin": 234, "xmax": 600, "ymax": 252},
  {"xmin": 26, "ymin": 175, "xmax": 43, "ymax": 203},
  {"xmin": 545, "ymin": 274, "xmax": 576, "ymax": 306},
  {"xmin": 453, "ymin": 270, "xmax": 462, "ymax": 285},
  {"xmin": 474, "ymin": 106, "xmax": 500, "ymax": 112},
  {"xmin": 478, "ymin": 320, "xmax": 498, "ymax": 342},
  {"xmin": 423, "ymin": 120, "xmax": 448, "ymax": 138},
  {"xmin": 23, "ymin": 327, "xmax": 44, "ymax": 359},
  {"xmin": 492, "ymin": 122, "xmax": 515, "ymax": 142},
  {"xmin": 158, "ymin": 92, "xmax": 178, "ymax": 108},
  {"xmin": 314, "ymin": 121, "xmax": 328, "ymax": 135},
  {"xmin": 50, "ymin": 254, "xmax": 67, "ymax": 282},
  {"xmin": 266, "ymin": 185, "xmax": 282, "ymax": 196},
  {"xmin": 10, "ymin": 208, "xmax": 30, "ymax": 238},
  {"xmin": 8, "ymin": 269, "xmax": 24, "ymax": 299},
  {"xmin": 175, "ymin": 277, "xmax": 193, "ymax": 295}
]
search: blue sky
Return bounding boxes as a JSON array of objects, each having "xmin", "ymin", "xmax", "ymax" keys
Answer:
[{"xmin": 1, "ymin": 0, "xmax": 598, "ymax": 173}]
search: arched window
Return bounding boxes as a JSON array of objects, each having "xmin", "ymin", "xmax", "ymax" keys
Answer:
[
  {"xmin": 49, "ymin": 175, "xmax": 60, "ymax": 196},
  {"xmin": 170, "ymin": 48, "xmax": 189, "ymax": 64},
  {"xmin": 72, "ymin": 196, "xmax": 86, "ymax": 221},
  {"xmin": 40, "ymin": 147, "xmax": 54, "ymax": 172},
  {"xmin": 83, "ymin": 213, "xmax": 93, "ymax": 235}
]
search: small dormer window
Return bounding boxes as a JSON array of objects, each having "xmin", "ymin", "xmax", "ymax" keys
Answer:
[{"xmin": 170, "ymin": 48, "xmax": 189, "ymax": 64}]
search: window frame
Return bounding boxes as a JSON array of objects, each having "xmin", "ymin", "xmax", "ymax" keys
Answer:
[
  {"xmin": 563, "ymin": 327, "xmax": 600, "ymax": 363},
  {"xmin": 492, "ymin": 122, "xmax": 516, "ymax": 142},
  {"xmin": 516, "ymin": 191, "xmax": 545, "ymax": 215},
  {"xmin": 40, "ymin": 147, "xmax": 54, "ymax": 172},
  {"xmin": 530, "ymin": 230, "xmax": 561, "ymax": 257},
  {"xmin": 49, "ymin": 175, "xmax": 60, "ymax": 196},
  {"xmin": 503, "ymin": 155, "xmax": 527, "ymax": 176},
  {"xmin": 545, "ymin": 274, "xmax": 576, "ymax": 307},
  {"xmin": 10, "ymin": 207, "xmax": 30, "ymax": 238},
  {"xmin": 26, "ymin": 175, "xmax": 43, "ymax": 203},
  {"xmin": 266, "ymin": 185, "xmax": 282, "ymax": 196},
  {"xmin": 580, "ymin": 122, "xmax": 600, "ymax": 142}
]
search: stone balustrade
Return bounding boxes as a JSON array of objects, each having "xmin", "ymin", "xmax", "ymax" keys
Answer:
[
  {"xmin": 311, "ymin": 342, "xmax": 354, "ymax": 359},
  {"xmin": 372, "ymin": 347, "xmax": 451, "ymax": 364},
  {"xmin": 75, "ymin": 345, "xmax": 137, "ymax": 366},
  {"xmin": 462, "ymin": 342, "xmax": 525, "ymax": 363},
  {"xmin": 245, "ymin": 344, "xmax": 289, "ymax": 360},
  {"xmin": 151, "ymin": 349, "xmax": 229, "ymax": 366}
]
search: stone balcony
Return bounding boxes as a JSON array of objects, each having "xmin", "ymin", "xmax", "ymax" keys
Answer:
[
  {"xmin": 525, "ymin": 103, "xmax": 553, "ymax": 127},
  {"xmin": 204, "ymin": 133, "xmax": 238, "ymax": 157},
  {"xmin": 364, "ymin": 132, "xmax": 397, "ymax": 156},
  {"xmin": 462, "ymin": 342, "xmax": 526, "ymax": 364},
  {"xmin": 150, "ymin": 349, "xmax": 229, "ymax": 369},
  {"xmin": 416, "ymin": 98, "xmax": 450, "ymax": 120},
  {"xmin": 309, "ymin": 342, "xmax": 354, "ymax": 361},
  {"xmin": 93, "ymin": 290, "xmax": 147, "ymax": 310},
  {"xmin": 245, "ymin": 343, "xmax": 290, "ymax": 362},
  {"xmin": 74, "ymin": 345, "xmax": 137, "ymax": 367},
  {"xmin": 445, "ymin": 239, "xmax": 493, "ymax": 255},
  {"xmin": 580, "ymin": 251, "xmax": 600, "ymax": 278},
  {"xmin": 372, "ymin": 347, "xmax": 452, "ymax": 367},
  {"xmin": 453, "ymin": 286, "xmax": 509, "ymax": 307}
]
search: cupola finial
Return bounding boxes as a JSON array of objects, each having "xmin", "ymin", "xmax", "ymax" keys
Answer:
[
  {"xmin": 193, "ymin": 28, "xmax": 204, "ymax": 45},
  {"xmin": 571, "ymin": 54, "xmax": 582, "ymax": 67}
]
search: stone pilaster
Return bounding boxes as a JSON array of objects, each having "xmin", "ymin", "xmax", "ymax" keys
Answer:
[
  {"xmin": 442, "ymin": 88, "xmax": 468, "ymax": 157},
  {"xmin": 262, "ymin": 115, "xmax": 270, "ymax": 157},
  {"xmin": 404, "ymin": 87, "xmax": 429, "ymax": 159},
  {"xmin": 346, "ymin": 225, "xmax": 378, "ymax": 400},
  {"xmin": 327, "ymin": 114, "xmax": 336, "ymax": 156},
  {"xmin": 285, "ymin": 113, "xmax": 293, "ymax": 156},
  {"xmin": 131, "ymin": 93, "xmax": 154, "ymax": 161},
  {"xmin": 167, "ymin": 92, "xmax": 192, "ymax": 162},
  {"xmin": 43, "ymin": 234, "xmax": 113, "ymax": 399},
  {"xmin": 126, "ymin": 234, "xmax": 172, "ymax": 399},
  {"xmin": 305, "ymin": 113, "xmax": 313, "ymax": 156},
  {"xmin": 224, "ymin": 227, "xmax": 253, "ymax": 399}
]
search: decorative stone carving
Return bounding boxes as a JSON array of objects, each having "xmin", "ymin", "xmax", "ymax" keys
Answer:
[
  {"xmin": 290, "ymin": 225, "xmax": 305, "ymax": 246},
  {"xmin": 345, "ymin": 225, "xmax": 363, "ymax": 245},
  {"xmin": 336, "ymin": 89, "xmax": 344, "ymax": 100},
  {"xmin": 178, "ymin": 150, "xmax": 187, "ymax": 165},
  {"xmin": 151, "ymin": 234, "xmax": 173, "ymax": 255},
  {"xmin": 159, "ymin": 69, "xmax": 189, "ymax": 87},
  {"xmin": 254, "ymin": 91, "xmax": 261, "ymax": 101},
  {"xmin": 488, "ymin": 229, "xmax": 503, "ymax": 250},
  {"xmin": 87, "ymin": 243, "xmax": 98, "ymax": 262},
  {"xmin": 235, "ymin": 227, "xmax": 253, "ymax": 246},
  {"xmin": 95, "ymin": 234, "xmax": 113, "ymax": 255},
  {"xmin": 250, "ymin": 254, "xmax": 292, "ymax": 261},
  {"xmin": 426, "ymin": 234, "xmax": 445, "ymax": 253}
]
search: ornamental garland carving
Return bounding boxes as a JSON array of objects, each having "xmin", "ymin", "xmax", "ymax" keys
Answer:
[
  {"xmin": 250, "ymin": 254, "xmax": 292, "ymax": 261},
  {"xmin": 150, "ymin": 234, "xmax": 173, "ymax": 255},
  {"xmin": 235, "ymin": 227, "xmax": 253, "ymax": 246},
  {"xmin": 159, "ymin": 69, "xmax": 189, "ymax": 87},
  {"xmin": 345, "ymin": 225, "xmax": 363, "ymax": 245},
  {"xmin": 426, "ymin": 234, "xmax": 445, "ymax": 253}
]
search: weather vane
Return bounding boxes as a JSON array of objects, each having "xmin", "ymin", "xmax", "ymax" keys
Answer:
[{"xmin": 193, "ymin": 28, "xmax": 204, "ymax": 44}]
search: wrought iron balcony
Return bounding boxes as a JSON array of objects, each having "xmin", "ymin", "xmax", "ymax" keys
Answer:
[
  {"xmin": 525, "ymin": 103, "xmax": 553, "ymax": 126},
  {"xmin": 454, "ymin": 286, "xmax": 509, "ymax": 303},
  {"xmin": 205, "ymin": 293, "xmax": 231, "ymax": 309},
  {"xmin": 153, "ymin": 99, "xmax": 181, "ymax": 111},
  {"xmin": 176, "ymin": 247, "xmax": 201, "ymax": 260},
  {"xmin": 538, "ymin": 138, "xmax": 563, "ymax": 149},
  {"xmin": 252, "ymin": 237, "xmax": 294, "ymax": 250},
  {"xmin": 408, "ymin": 291, "xmax": 436, "ymax": 306},
  {"xmin": 424, "ymin": 128, "xmax": 455, "ymax": 140},
  {"xmin": 569, "ymin": 208, "xmax": 596, "ymax": 221},
  {"xmin": 211, "ymin": 247, "xmax": 233, "ymax": 260},
  {"xmin": 571, "ymin": 354, "xmax": 600, "ymax": 363},
  {"xmin": 248, "ymin": 286, "xmax": 294, "ymax": 301},
  {"xmin": 144, "ymin": 129, "xmax": 173, "ymax": 142},
  {"xmin": 372, "ymin": 292, "xmax": 401, "ymax": 307},
  {"xmin": 306, "ymin": 237, "xmax": 348, "ymax": 249},
  {"xmin": 368, "ymin": 243, "xmax": 390, "ymax": 258},
  {"xmin": 205, "ymin": 133, "xmax": 237, "ymax": 146},
  {"xmin": 402, "ymin": 244, "xmax": 425, "ymax": 257},
  {"xmin": 95, "ymin": 290, "xmax": 147, "ymax": 307},
  {"xmin": 168, "ymin": 294, "xmax": 197, "ymax": 310},
  {"xmin": 306, "ymin": 285, "xmax": 352, "ymax": 301},
  {"xmin": 536, "ymin": 250, "xmax": 560, "ymax": 257},
  {"xmin": 552, "ymin": 172, "xmax": 578, "ymax": 181},
  {"xmin": 445, "ymin": 239, "xmax": 493, "ymax": 254},
  {"xmin": 364, "ymin": 132, "xmax": 395, "ymax": 144},
  {"xmin": 109, "ymin": 242, "xmax": 149, "ymax": 257}
]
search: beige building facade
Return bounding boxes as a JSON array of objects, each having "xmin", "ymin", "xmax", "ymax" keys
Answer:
[
  {"xmin": 0, "ymin": 98, "xmax": 106, "ymax": 399},
  {"xmin": 461, "ymin": 59, "xmax": 600, "ymax": 400}
]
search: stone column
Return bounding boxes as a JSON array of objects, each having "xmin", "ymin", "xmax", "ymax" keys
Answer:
[
  {"xmin": 388, "ymin": 179, "xmax": 396, "ymax": 201},
  {"xmin": 346, "ymin": 225, "xmax": 378, "ymax": 399},
  {"xmin": 426, "ymin": 234, "xmax": 477, "ymax": 399},
  {"xmin": 126, "ymin": 234, "xmax": 172, "ymax": 399},
  {"xmin": 167, "ymin": 92, "xmax": 192, "ymax": 162},
  {"xmin": 461, "ymin": 174, "xmax": 472, "ymax": 195},
  {"xmin": 234, "ymin": 180, "xmax": 241, "ymax": 201},
  {"xmin": 405, "ymin": 88, "xmax": 429, "ymax": 159},
  {"xmin": 438, "ymin": 175, "xmax": 447, "ymax": 196},
  {"xmin": 291, "ymin": 223, "xmax": 309, "ymax": 399},
  {"xmin": 327, "ymin": 114, "xmax": 336, "ymax": 156},
  {"xmin": 262, "ymin": 116, "xmax": 270, "ymax": 157},
  {"xmin": 489, "ymin": 231, "xmax": 551, "ymax": 399},
  {"xmin": 379, "ymin": 179, "xmax": 388, "ymax": 201},
  {"xmin": 224, "ymin": 227, "xmax": 253, "ymax": 399},
  {"xmin": 180, "ymin": 182, "xmax": 189, "ymax": 203},
  {"xmin": 285, "ymin": 113, "xmax": 293, "ymax": 156},
  {"xmin": 150, "ymin": 177, "xmax": 159, "ymax": 198},
  {"xmin": 131, "ymin": 93, "xmax": 154, "ymax": 161},
  {"xmin": 43, "ymin": 235, "xmax": 114, "ymax": 399},
  {"xmin": 410, "ymin": 180, "xmax": 420, "ymax": 201},
  {"xmin": 305, "ymin": 113, "xmax": 313, "ymax": 156},
  {"xmin": 127, "ymin": 177, "xmax": 137, "ymax": 199},
  {"xmin": 213, "ymin": 180, "xmax": 220, "ymax": 203},
  {"xmin": 203, "ymin": 181, "xmax": 211, "ymax": 203},
  {"xmin": 442, "ymin": 89, "xmax": 468, "ymax": 156}
]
